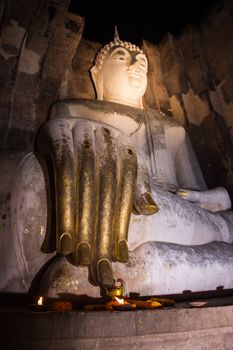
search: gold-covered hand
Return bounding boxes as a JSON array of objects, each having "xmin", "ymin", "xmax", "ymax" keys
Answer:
[{"xmin": 37, "ymin": 118, "xmax": 137, "ymax": 287}]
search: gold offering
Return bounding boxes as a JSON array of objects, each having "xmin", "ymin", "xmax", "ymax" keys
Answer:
[{"xmin": 105, "ymin": 286, "xmax": 123, "ymax": 298}]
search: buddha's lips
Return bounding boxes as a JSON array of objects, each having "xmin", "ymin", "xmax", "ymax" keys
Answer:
[{"xmin": 127, "ymin": 70, "xmax": 143, "ymax": 79}]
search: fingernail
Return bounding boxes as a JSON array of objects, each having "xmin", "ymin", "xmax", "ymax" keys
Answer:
[
  {"xmin": 114, "ymin": 240, "xmax": 129, "ymax": 263},
  {"xmin": 177, "ymin": 190, "xmax": 188, "ymax": 197},
  {"xmin": 144, "ymin": 192, "xmax": 159, "ymax": 214},
  {"xmin": 75, "ymin": 242, "xmax": 92, "ymax": 265},
  {"xmin": 97, "ymin": 259, "xmax": 114, "ymax": 287},
  {"xmin": 58, "ymin": 232, "xmax": 72, "ymax": 255}
]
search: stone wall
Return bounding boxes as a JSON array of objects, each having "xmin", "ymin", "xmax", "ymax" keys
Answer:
[{"xmin": 0, "ymin": 0, "xmax": 84, "ymax": 151}]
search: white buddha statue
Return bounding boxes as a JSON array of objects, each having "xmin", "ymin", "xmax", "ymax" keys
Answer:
[
  {"xmin": 38, "ymin": 34, "xmax": 233, "ymax": 296},
  {"xmin": 1, "ymin": 33, "xmax": 233, "ymax": 297}
]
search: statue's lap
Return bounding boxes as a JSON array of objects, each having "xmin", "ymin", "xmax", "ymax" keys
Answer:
[{"xmin": 2, "ymin": 152, "xmax": 233, "ymax": 296}]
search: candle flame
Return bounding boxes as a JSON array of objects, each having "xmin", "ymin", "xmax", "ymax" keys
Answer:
[
  {"xmin": 37, "ymin": 296, "xmax": 43, "ymax": 305},
  {"xmin": 115, "ymin": 296, "xmax": 124, "ymax": 304}
]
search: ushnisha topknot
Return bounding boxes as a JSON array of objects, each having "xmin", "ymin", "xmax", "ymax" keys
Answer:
[{"xmin": 94, "ymin": 26, "xmax": 144, "ymax": 68}]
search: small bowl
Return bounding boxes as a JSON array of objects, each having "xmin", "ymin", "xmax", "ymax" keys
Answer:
[
  {"xmin": 105, "ymin": 287, "xmax": 123, "ymax": 298},
  {"xmin": 29, "ymin": 304, "xmax": 48, "ymax": 311}
]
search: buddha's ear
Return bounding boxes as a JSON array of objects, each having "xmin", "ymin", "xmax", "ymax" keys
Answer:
[
  {"xmin": 139, "ymin": 98, "xmax": 144, "ymax": 109},
  {"xmin": 90, "ymin": 65, "xmax": 103, "ymax": 100}
]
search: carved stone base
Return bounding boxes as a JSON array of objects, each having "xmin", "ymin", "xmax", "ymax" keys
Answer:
[{"xmin": 1, "ymin": 301, "xmax": 233, "ymax": 350}]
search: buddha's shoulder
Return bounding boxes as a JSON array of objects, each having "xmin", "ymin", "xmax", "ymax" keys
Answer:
[
  {"xmin": 49, "ymin": 98, "xmax": 143, "ymax": 135},
  {"xmin": 146, "ymin": 107, "xmax": 184, "ymax": 129},
  {"xmin": 50, "ymin": 98, "xmax": 143, "ymax": 119}
]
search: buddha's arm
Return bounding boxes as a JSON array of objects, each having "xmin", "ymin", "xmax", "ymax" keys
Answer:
[
  {"xmin": 175, "ymin": 132, "xmax": 231, "ymax": 212},
  {"xmin": 175, "ymin": 132, "xmax": 207, "ymax": 191}
]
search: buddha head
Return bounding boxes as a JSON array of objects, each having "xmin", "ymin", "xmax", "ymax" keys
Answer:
[{"xmin": 90, "ymin": 34, "xmax": 148, "ymax": 109}]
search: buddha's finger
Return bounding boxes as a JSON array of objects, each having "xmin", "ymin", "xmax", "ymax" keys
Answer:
[
  {"xmin": 72, "ymin": 120, "xmax": 96, "ymax": 265},
  {"xmin": 176, "ymin": 189, "xmax": 195, "ymax": 200},
  {"xmin": 177, "ymin": 187, "xmax": 231, "ymax": 211},
  {"xmin": 37, "ymin": 119, "xmax": 75, "ymax": 255},
  {"xmin": 113, "ymin": 134, "xmax": 137, "ymax": 263},
  {"xmin": 94, "ymin": 127, "xmax": 118, "ymax": 286},
  {"xmin": 133, "ymin": 163, "xmax": 159, "ymax": 215}
]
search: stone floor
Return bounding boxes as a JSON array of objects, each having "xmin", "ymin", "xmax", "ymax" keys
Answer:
[{"xmin": 1, "ymin": 295, "xmax": 233, "ymax": 350}]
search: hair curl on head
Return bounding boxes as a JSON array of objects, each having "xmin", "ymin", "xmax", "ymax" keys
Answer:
[{"xmin": 95, "ymin": 40, "xmax": 144, "ymax": 68}]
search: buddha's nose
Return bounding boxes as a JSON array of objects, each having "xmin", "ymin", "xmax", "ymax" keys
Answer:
[{"xmin": 130, "ymin": 53, "xmax": 139, "ymax": 66}]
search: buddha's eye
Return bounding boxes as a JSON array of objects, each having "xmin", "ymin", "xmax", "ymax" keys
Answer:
[
  {"xmin": 136, "ymin": 55, "xmax": 148, "ymax": 71},
  {"xmin": 140, "ymin": 63, "xmax": 147, "ymax": 70},
  {"xmin": 110, "ymin": 48, "xmax": 130, "ymax": 63},
  {"xmin": 137, "ymin": 62, "xmax": 147, "ymax": 71}
]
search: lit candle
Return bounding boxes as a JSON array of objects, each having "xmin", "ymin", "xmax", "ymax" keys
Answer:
[
  {"xmin": 37, "ymin": 296, "xmax": 43, "ymax": 306},
  {"xmin": 30, "ymin": 296, "xmax": 47, "ymax": 311},
  {"xmin": 109, "ymin": 297, "xmax": 136, "ymax": 311}
]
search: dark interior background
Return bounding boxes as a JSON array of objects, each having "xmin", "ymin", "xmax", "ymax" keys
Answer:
[{"xmin": 69, "ymin": 0, "xmax": 219, "ymax": 45}]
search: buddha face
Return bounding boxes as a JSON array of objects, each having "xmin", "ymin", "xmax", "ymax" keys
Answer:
[{"xmin": 91, "ymin": 46, "xmax": 148, "ymax": 109}]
